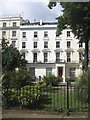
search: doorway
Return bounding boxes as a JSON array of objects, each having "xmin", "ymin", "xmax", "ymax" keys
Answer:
[{"xmin": 58, "ymin": 67, "xmax": 63, "ymax": 77}]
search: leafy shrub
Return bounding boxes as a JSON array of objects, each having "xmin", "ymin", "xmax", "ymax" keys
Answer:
[
  {"xmin": 2, "ymin": 81, "xmax": 44, "ymax": 108},
  {"xmin": 2, "ymin": 69, "xmax": 32, "ymax": 89},
  {"xmin": 43, "ymin": 73, "xmax": 62, "ymax": 86},
  {"xmin": 75, "ymin": 70, "xmax": 89, "ymax": 103}
]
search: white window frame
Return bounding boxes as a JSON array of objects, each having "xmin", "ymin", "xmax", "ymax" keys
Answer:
[
  {"xmin": 12, "ymin": 41, "xmax": 16, "ymax": 47},
  {"xmin": 44, "ymin": 31, "xmax": 48, "ymax": 38},
  {"xmin": 44, "ymin": 42, "xmax": 48, "ymax": 48},
  {"xmin": 33, "ymin": 53, "xmax": 37, "ymax": 62},
  {"xmin": 12, "ymin": 31, "xmax": 16, "ymax": 37},
  {"xmin": 44, "ymin": 52, "xmax": 48, "ymax": 62},
  {"xmin": 56, "ymin": 41, "xmax": 60, "ymax": 48},
  {"xmin": 67, "ymin": 31, "xmax": 70, "ymax": 37},
  {"xmin": 34, "ymin": 31, "xmax": 38, "ymax": 38},
  {"xmin": 34, "ymin": 42, "xmax": 37, "ymax": 48},
  {"xmin": 13, "ymin": 22, "xmax": 16, "ymax": 27},
  {"xmin": 67, "ymin": 41, "xmax": 71, "ymax": 48},
  {"xmin": 22, "ymin": 42, "xmax": 26, "ymax": 48},
  {"xmin": 22, "ymin": 32, "xmax": 26, "ymax": 38},
  {"xmin": 46, "ymin": 68, "xmax": 52, "ymax": 75},
  {"xmin": 67, "ymin": 52, "xmax": 71, "ymax": 62}
]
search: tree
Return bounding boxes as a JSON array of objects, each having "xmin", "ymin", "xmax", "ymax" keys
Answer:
[
  {"xmin": 2, "ymin": 38, "xmax": 27, "ymax": 72},
  {"xmin": 49, "ymin": 2, "xmax": 90, "ymax": 71}
]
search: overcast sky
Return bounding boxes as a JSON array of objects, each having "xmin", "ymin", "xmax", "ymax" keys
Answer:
[{"xmin": 0, "ymin": 0, "xmax": 63, "ymax": 22}]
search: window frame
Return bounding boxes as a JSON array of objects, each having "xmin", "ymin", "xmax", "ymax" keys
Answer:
[
  {"xmin": 46, "ymin": 68, "xmax": 52, "ymax": 75},
  {"xmin": 67, "ymin": 31, "xmax": 70, "ymax": 37},
  {"xmin": 12, "ymin": 41, "xmax": 16, "ymax": 47},
  {"xmin": 44, "ymin": 31, "xmax": 48, "ymax": 38},
  {"xmin": 22, "ymin": 42, "xmax": 26, "ymax": 48},
  {"xmin": 44, "ymin": 41, "xmax": 48, "ymax": 48},
  {"xmin": 56, "ymin": 41, "xmax": 60, "ymax": 48},
  {"xmin": 67, "ymin": 52, "xmax": 71, "ymax": 62},
  {"xmin": 12, "ymin": 31, "xmax": 16, "ymax": 37},
  {"xmin": 13, "ymin": 22, "xmax": 16, "ymax": 27},
  {"xmin": 44, "ymin": 52, "xmax": 48, "ymax": 62},
  {"xmin": 67, "ymin": 41, "xmax": 71, "ymax": 48},
  {"xmin": 3, "ymin": 23, "xmax": 6, "ymax": 27},
  {"xmin": 33, "ymin": 53, "xmax": 37, "ymax": 62},
  {"xmin": 56, "ymin": 52, "xmax": 60, "ymax": 62},
  {"xmin": 34, "ymin": 42, "xmax": 37, "ymax": 48},
  {"xmin": 22, "ymin": 32, "xmax": 26, "ymax": 38},
  {"xmin": 34, "ymin": 31, "xmax": 38, "ymax": 38},
  {"xmin": 69, "ymin": 67, "xmax": 76, "ymax": 77},
  {"xmin": 2, "ymin": 31, "xmax": 6, "ymax": 37}
]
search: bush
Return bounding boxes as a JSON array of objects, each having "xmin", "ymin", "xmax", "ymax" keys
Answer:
[
  {"xmin": 75, "ymin": 70, "xmax": 89, "ymax": 103},
  {"xmin": 43, "ymin": 73, "xmax": 62, "ymax": 86},
  {"xmin": 3, "ymin": 81, "xmax": 44, "ymax": 108},
  {"xmin": 2, "ymin": 69, "xmax": 32, "ymax": 89}
]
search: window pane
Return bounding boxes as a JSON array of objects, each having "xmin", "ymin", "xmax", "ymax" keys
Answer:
[
  {"xmin": 22, "ymin": 32, "xmax": 26, "ymax": 38},
  {"xmin": 70, "ymin": 67, "xmax": 76, "ymax": 76},
  {"xmin": 67, "ymin": 31, "xmax": 70, "ymax": 37},
  {"xmin": 34, "ymin": 42, "xmax": 37, "ymax": 48},
  {"xmin": 22, "ymin": 42, "xmax": 26, "ymax": 48},
  {"xmin": 56, "ymin": 41, "xmax": 60, "ymax": 48},
  {"xmin": 29, "ymin": 67, "xmax": 35, "ymax": 76},
  {"xmin": 2, "ymin": 31, "xmax": 6, "ymax": 37},
  {"xmin": 12, "ymin": 31, "xmax": 16, "ymax": 37},
  {"xmin": 33, "ymin": 53, "xmax": 37, "ymax": 62},
  {"xmin": 44, "ymin": 31, "xmax": 48, "ymax": 37},
  {"xmin": 67, "ymin": 41, "xmax": 71, "ymax": 48},
  {"xmin": 3, "ymin": 23, "xmax": 6, "ymax": 27},
  {"xmin": 44, "ymin": 42, "xmax": 48, "ymax": 48},
  {"xmin": 44, "ymin": 53, "xmax": 48, "ymax": 62},
  {"xmin": 12, "ymin": 41, "xmax": 16, "ymax": 47},
  {"xmin": 13, "ymin": 22, "xmax": 16, "ymax": 27},
  {"xmin": 56, "ymin": 52, "xmax": 60, "ymax": 62},
  {"xmin": 67, "ymin": 52, "xmax": 71, "ymax": 62},
  {"xmin": 34, "ymin": 31, "xmax": 38, "ymax": 38},
  {"xmin": 46, "ymin": 68, "xmax": 52, "ymax": 75}
]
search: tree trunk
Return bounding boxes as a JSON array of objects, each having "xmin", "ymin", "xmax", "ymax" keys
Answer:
[{"xmin": 84, "ymin": 38, "xmax": 89, "ymax": 71}]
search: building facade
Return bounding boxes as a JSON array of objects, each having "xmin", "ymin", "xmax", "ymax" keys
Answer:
[
  {"xmin": 19, "ymin": 21, "xmax": 84, "ymax": 82},
  {"xmin": 0, "ymin": 16, "xmax": 23, "ymax": 48},
  {"xmin": 0, "ymin": 16, "xmax": 85, "ymax": 82}
]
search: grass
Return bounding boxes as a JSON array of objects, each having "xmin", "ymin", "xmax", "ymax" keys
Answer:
[{"xmin": 40, "ymin": 86, "xmax": 88, "ymax": 112}]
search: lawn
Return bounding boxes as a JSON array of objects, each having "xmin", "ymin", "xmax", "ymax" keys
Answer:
[{"xmin": 40, "ymin": 86, "xmax": 88, "ymax": 112}]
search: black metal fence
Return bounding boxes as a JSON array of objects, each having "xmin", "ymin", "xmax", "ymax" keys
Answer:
[{"xmin": 2, "ymin": 82, "xmax": 88, "ymax": 113}]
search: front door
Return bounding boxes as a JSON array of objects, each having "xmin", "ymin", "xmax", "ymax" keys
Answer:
[{"xmin": 58, "ymin": 67, "xmax": 63, "ymax": 77}]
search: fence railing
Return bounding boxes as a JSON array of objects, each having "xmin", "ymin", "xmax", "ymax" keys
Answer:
[{"xmin": 2, "ymin": 82, "xmax": 88, "ymax": 113}]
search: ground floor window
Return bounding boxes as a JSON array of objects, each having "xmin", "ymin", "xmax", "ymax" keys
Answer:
[
  {"xmin": 44, "ymin": 53, "xmax": 48, "ymax": 62},
  {"xmin": 33, "ymin": 53, "xmax": 37, "ymax": 62},
  {"xmin": 46, "ymin": 67, "xmax": 52, "ymax": 75},
  {"xmin": 29, "ymin": 67, "xmax": 35, "ymax": 76},
  {"xmin": 69, "ymin": 67, "xmax": 76, "ymax": 77},
  {"xmin": 58, "ymin": 67, "xmax": 63, "ymax": 77}
]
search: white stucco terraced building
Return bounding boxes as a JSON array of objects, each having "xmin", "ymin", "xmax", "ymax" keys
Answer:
[
  {"xmin": 0, "ymin": 16, "xmax": 85, "ymax": 83},
  {"xmin": 19, "ymin": 20, "xmax": 84, "ymax": 82}
]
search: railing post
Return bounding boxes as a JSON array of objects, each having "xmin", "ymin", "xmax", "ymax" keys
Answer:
[
  {"xmin": 65, "ymin": 77, "xmax": 70, "ymax": 116},
  {"xmin": 67, "ymin": 80, "xmax": 69, "ymax": 115}
]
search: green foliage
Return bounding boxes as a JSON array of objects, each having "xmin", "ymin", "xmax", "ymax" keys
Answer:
[
  {"xmin": 2, "ymin": 69, "xmax": 32, "ymax": 89},
  {"xmin": 3, "ymin": 81, "xmax": 44, "ymax": 108},
  {"xmin": 75, "ymin": 70, "xmax": 89, "ymax": 103},
  {"xmin": 43, "ymin": 73, "xmax": 62, "ymax": 86},
  {"xmin": 48, "ymin": 2, "xmax": 90, "ymax": 70},
  {"xmin": 2, "ymin": 38, "xmax": 27, "ymax": 72}
]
